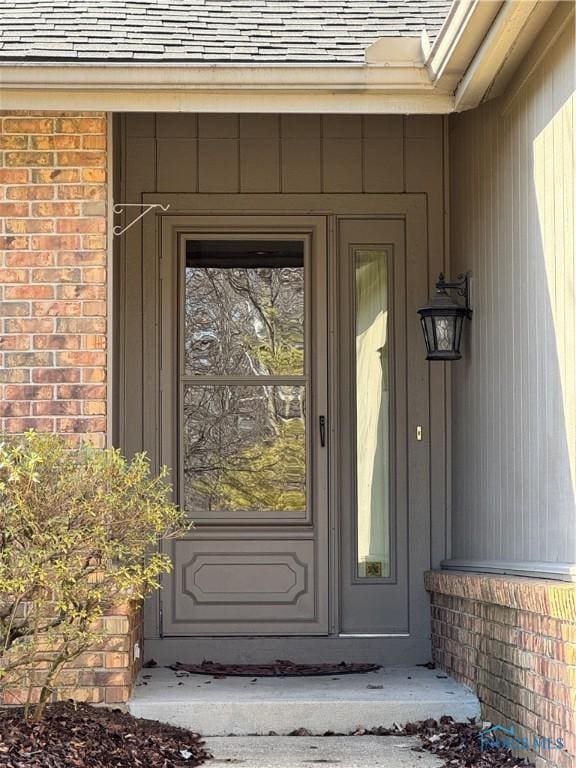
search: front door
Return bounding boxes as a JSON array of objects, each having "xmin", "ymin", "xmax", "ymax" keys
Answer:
[
  {"xmin": 161, "ymin": 216, "xmax": 329, "ymax": 635},
  {"xmin": 157, "ymin": 211, "xmax": 428, "ymax": 655}
]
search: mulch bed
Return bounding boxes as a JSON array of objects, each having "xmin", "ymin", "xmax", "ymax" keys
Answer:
[
  {"xmin": 409, "ymin": 719, "xmax": 534, "ymax": 767},
  {"xmin": 170, "ymin": 660, "xmax": 381, "ymax": 677},
  {"xmin": 398, "ymin": 718, "xmax": 535, "ymax": 767},
  {"xmin": 0, "ymin": 702, "xmax": 211, "ymax": 768},
  {"xmin": 302, "ymin": 716, "xmax": 535, "ymax": 767}
]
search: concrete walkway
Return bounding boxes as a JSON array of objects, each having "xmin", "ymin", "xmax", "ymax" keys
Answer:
[
  {"xmin": 129, "ymin": 666, "xmax": 479, "ymax": 736},
  {"xmin": 206, "ymin": 736, "xmax": 444, "ymax": 767}
]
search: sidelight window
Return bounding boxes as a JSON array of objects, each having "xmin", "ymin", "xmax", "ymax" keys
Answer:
[{"xmin": 354, "ymin": 248, "xmax": 391, "ymax": 578}]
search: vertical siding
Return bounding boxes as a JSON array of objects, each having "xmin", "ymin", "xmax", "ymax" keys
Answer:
[
  {"xmin": 449, "ymin": 10, "xmax": 576, "ymax": 566},
  {"xmin": 121, "ymin": 113, "xmax": 420, "ymax": 196},
  {"xmin": 118, "ymin": 112, "xmax": 448, "ymax": 565}
]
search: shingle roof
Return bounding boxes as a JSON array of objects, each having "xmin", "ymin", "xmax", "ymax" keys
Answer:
[{"xmin": 0, "ymin": 0, "xmax": 453, "ymax": 63}]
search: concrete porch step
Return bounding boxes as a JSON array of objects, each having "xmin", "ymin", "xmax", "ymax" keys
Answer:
[
  {"xmin": 205, "ymin": 736, "xmax": 445, "ymax": 767},
  {"xmin": 127, "ymin": 666, "xmax": 480, "ymax": 736}
]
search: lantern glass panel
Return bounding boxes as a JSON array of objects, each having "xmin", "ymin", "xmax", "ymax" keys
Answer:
[
  {"xmin": 423, "ymin": 316, "xmax": 434, "ymax": 353},
  {"xmin": 455, "ymin": 315, "xmax": 464, "ymax": 353},
  {"xmin": 434, "ymin": 315, "xmax": 456, "ymax": 352}
]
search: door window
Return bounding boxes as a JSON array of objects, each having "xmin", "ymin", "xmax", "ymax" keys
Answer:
[{"xmin": 181, "ymin": 239, "xmax": 308, "ymax": 520}]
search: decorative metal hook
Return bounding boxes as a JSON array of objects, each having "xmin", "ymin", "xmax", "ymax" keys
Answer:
[{"xmin": 113, "ymin": 203, "xmax": 171, "ymax": 237}]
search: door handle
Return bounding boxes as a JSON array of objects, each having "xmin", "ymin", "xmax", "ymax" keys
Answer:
[{"xmin": 319, "ymin": 415, "xmax": 326, "ymax": 447}]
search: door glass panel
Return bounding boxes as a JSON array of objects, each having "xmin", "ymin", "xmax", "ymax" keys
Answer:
[
  {"xmin": 183, "ymin": 384, "xmax": 306, "ymax": 515},
  {"xmin": 355, "ymin": 249, "xmax": 390, "ymax": 578},
  {"xmin": 182, "ymin": 239, "xmax": 308, "ymax": 520},
  {"xmin": 184, "ymin": 240, "xmax": 304, "ymax": 377}
]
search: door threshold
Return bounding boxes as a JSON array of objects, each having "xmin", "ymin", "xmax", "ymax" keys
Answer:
[
  {"xmin": 144, "ymin": 635, "xmax": 429, "ymax": 666},
  {"xmin": 338, "ymin": 633, "xmax": 410, "ymax": 638}
]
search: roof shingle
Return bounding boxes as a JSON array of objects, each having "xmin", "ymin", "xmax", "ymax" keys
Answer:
[{"xmin": 0, "ymin": 0, "xmax": 453, "ymax": 63}]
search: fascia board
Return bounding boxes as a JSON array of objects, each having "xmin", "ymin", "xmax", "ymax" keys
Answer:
[
  {"xmin": 0, "ymin": 87, "xmax": 455, "ymax": 114},
  {"xmin": 0, "ymin": 62, "xmax": 434, "ymax": 90},
  {"xmin": 0, "ymin": 61, "xmax": 457, "ymax": 113}
]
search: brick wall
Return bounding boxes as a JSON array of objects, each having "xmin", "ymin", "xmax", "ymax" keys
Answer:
[
  {"xmin": 0, "ymin": 111, "xmax": 141, "ymax": 706},
  {"xmin": 0, "ymin": 112, "xmax": 108, "ymax": 446},
  {"xmin": 425, "ymin": 571, "xmax": 576, "ymax": 768},
  {"xmin": 2, "ymin": 601, "xmax": 142, "ymax": 707}
]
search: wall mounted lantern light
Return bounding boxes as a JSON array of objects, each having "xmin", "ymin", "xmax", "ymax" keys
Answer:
[{"xmin": 418, "ymin": 272, "xmax": 472, "ymax": 361}]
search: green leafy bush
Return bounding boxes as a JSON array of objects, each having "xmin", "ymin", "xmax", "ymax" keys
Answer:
[{"xmin": 0, "ymin": 431, "xmax": 189, "ymax": 719}]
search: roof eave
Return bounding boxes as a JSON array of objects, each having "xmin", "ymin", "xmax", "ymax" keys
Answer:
[
  {"xmin": 0, "ymin": 2, "xmax": 560, "ymax": 115},
  {"xmin": 0, "ymin": 59, "xmax": 457, "ymax": 113}
]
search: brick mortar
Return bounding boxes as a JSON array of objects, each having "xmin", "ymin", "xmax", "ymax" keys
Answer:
[{"xmin": 426, "ymin": 570, "xmax": 576, "ymax": 768}]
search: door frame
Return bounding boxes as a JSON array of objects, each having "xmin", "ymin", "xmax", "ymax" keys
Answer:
[{"xmin": 140, "ymin": 194, "xmax": 436, "ymax": 658}]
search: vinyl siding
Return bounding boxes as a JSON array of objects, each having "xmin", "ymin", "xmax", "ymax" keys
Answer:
[{"xmin": 448, "ymin": 5, "xmax": 576, "ymax": 568}]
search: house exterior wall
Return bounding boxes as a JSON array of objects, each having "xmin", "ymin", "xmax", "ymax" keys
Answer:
[
  {"xmin": 118, "ymin": 111, "xmax": 450, "ymax": 573},
  {"xmin": 119, "ymin": 112, "xmax": 450, "ymax": 645},
  {"xmin": 447, "ymin": 5, "xmax": 576, "ymax": 572},
  {"xmin": 427, "ymin": 8, "xmax": 576, "ymax": 768},
  {"xmin": 0, "ymin": 110, "xmax": 141, "ymax": 706}
]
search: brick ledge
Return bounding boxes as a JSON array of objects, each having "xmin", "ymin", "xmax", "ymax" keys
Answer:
[{"xmin": 425, "ymin": 570, "xmax": 576, "ymax": 622}]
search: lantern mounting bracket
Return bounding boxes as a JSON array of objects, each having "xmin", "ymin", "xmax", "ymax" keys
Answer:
[{"xmin": 435, "ymin": 271, "xmax": 472, "ymax": 317}]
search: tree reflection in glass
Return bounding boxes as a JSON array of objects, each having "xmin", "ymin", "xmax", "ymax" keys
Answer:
[
  {"xmin": 182, "ymin": 242, "xmax": 306, "ymax": 515},
  {"xmin": 184, "ymin": 252, "xmax": 304, "ymax": 377},
  {"xmin": 183, "ymin": 385, "xmax": 305, "ymax": 514}
]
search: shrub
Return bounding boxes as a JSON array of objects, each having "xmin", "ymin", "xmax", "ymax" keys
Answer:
[{"xmin": 0, "ymin": 431, "xmax": 189, "ymax": 719}]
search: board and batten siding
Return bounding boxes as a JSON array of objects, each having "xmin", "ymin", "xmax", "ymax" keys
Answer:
[
  {"xmin": 447, "ymin": 5, "xmax": 575, "ymax": 575},
  {"xmin": 117, "ymin": 112, "xmax": 449, "ymax": 568}
]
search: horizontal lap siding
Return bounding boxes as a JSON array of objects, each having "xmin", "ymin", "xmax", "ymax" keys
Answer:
[{"xmin": 449, "ymin": 9, "xmax": 576, "ymax": 565}]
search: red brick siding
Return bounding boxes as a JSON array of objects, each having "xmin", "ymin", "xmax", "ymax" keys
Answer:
[
  {"xmin": 1, "ymin": 601, "xmax": 142, "ymax": 706},
  {"xmin": 425, "ymin": 571, "xmax": 576, "ymax": 768},
  {"xmin": 0, "ymin": 111, "xmax": 141, "ymax": 706},
  {"xmin": 0, "ymin": 111, "xmax": 108, "ymax": 446}
]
